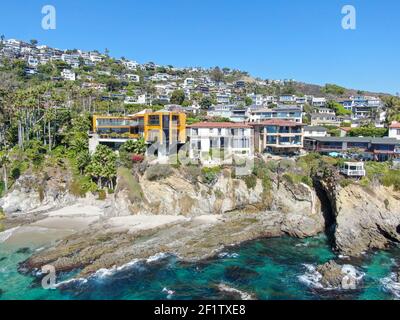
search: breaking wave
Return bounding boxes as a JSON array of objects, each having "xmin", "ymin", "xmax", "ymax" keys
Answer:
[{"xmin": 381, "ymin": 273, "xmax": 400, "ymax": 299}]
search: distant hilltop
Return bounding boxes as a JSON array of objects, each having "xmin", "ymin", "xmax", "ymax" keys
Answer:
[{"xmin": 0, "ymin": 36, "xmax": 393, "ymax": 98}]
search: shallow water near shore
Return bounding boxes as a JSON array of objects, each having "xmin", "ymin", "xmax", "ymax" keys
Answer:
[{"xmin": 0, "ymin": 234, "xmax": 399, "ymax": 300}]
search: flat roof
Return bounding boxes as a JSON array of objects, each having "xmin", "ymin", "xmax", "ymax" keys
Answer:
[
  {"xmin": 188, "ymin": 122, "xmax": 252, "ymax": 129},
  {"xmin": 250, "ymin": 120, "xmax": 305, "ymax": 127},
  {"xmin": 304, "ymin": 126, "xmax": 327, "ymax": 132},
  {"xmin": 305, "ymin": 136, "xmax": 399, "ymax": 145}
]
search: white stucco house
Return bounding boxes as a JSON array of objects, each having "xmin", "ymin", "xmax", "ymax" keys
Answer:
[
  {"xmin": 187, "ymin": 122, "xmax": 254, "ymax": 165},
  {"xmin": 389, "ymin": 121, "xmax": 400, "ymax": 140}
]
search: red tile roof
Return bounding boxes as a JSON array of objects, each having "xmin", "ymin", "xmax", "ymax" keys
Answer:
[
  {"xmin": 187, "ymin": 122, "xmax": 252, "ymax": 129},
  {"xmin": 340, "ymin": 127, "xmax": 352, "ymax": 132},
  {"xmin": 249, "ymin": 119, "xmax": 305, "ymax": 127},
  {"xmin": 390, "ymin": 122, "xmax": 400, "ymax": 129}
]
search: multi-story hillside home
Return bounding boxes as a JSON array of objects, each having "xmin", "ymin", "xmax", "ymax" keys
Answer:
[
  {"xmin": 207, "ymin": 105, "xmax": 236, "ymax": 119},
  {"xmin": 61, "ymin": 69, "xmax": 76, "ymax": 81},
  {"xmin": 216, "ymin": 93, "xmax": 231, "ymax": 104},
  {"xmin": 187, "ymin": 122, "xmax": 254, "ymax": 164},
  {"xmin": 304, "ymin": 126, "xmax": 328, "ymax": 138},
  {"xmin": 125, "ymin": 74, "xmax": 140, "ymax": 82},
  {"xmin": 304, "ymin": 136, "xmax": 400, "ymax": 162},
  {"xmin": 90, "ymin": 110, "xmax": 187, "ymax": 157},
  {"xmin": 183, "ymin": 78, "xmax": 195, "ymax": 88},
  {"xmin": 312, "ymin": 97, "xmax": 326, "ymax": 107},
  {"xmin": 248, "ymin": 106, "xmax": 303, "ymax": 123},
  {"xmin": 339, "ymin": 96, "xmax": 382, "ymax": 121},
  {"xmin": 27, "ymin": 56, "xmax": 39, "ymax": 67},
  {"xmin": 89, "ymin": 52, "xmax": 103, "ymax": 63},
  {"xmin": 251, "ymin": 120, "xmax": 304, "ymax": 155},
  {"xmin": 389, "ymin": 122, "xmax": 400, "ymax": 140},
  {"xmin": 235, "ymin": 80, "xmax": 246, "ymax": 89},
  {"xmin": 123, "ymin": 60, "xmax": 139, "ymax": 70},
  {"xmin": 296, "ymin": 96, "xmax": 308, "ymax": 106},
  {"xmin": 247, "ymin": 93, "xmax": 264, "ymax": 106},
  {"xmin": 310, "ymin": 108, "xmax": 340, "ymax": 126},
  {"xmin": 279, "ymin": 95, "xmax": 297, "ymax": 104}
]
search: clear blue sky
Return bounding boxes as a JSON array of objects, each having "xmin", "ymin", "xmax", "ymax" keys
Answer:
[{"xmin": 0, "ymin": 0, "xmax": 399, "ymax": 94}]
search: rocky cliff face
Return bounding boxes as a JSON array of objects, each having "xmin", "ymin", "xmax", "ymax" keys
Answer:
[
  {"xmin": 318, "ymin": 171, "xmax": 400, "ymax": 256},
  {"xmin": 108, "ymin": 168, "xmax": 324, "ymax": 238},
  {"xmin": 0, "ymin": 167, "xmax": 75, "ymax": 215}
]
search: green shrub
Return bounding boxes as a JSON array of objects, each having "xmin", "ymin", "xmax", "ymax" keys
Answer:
[
  {"xmin": 301, "ymin": 175, "xmax": 313, "ymax": 187},
  {"xmin": 69, "ymin": 175, "xmax": 97, "ymax": 197},
  {"xmin": 201, "ymin": 166, "xmax": 221, "ymax": 185},
  {"xmin": 283, "ymin": 173, "xmax": 295, "ymax": 184},
  {"xmin": 214, "ymin": 189, "xmax": 224, "ymax": 199},
  {"xmin": 146, "ymin": 164, "xmax": 173, "ymax": 181},
  {"xmin": 97, "ymin": 189, "xmax": 107, "ymax": 200},
  {"xmin": 339, "ymin": 179, "xmax": 353, "ymax": 188},
  {"xmin": 381, "ymin": 170, "xmax": 400, "ymax": 191},
  {"xmin": 117, "ymin": 167, "xmax": 144, "ymax": 203},
  {"xmin": 243, "ymin": 175, "xmax": 257, "ymax": 190}
]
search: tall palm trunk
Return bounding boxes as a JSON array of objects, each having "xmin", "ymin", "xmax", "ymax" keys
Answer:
[{"xmin": 48, "ymin": 121, "xmax": 52, "ymax": 151}]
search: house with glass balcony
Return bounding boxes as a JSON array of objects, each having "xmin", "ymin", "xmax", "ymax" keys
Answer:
[
  {"xmin": 187, "ymin": 122, "xmax": 254, "ymax": 165},
  {"xmin": 250, "ymin": 120, "xmax": 305, "ymax": 155},
  {"xmin": 89, "ymin": 110, "xmax": 187, "ymax": 157},
  {"xmin": 304, "ymin": 136, "xmax": 400, "ymax": 162},
  {"xmin": 248, "ymin": 105, "xmax": 303, "ymax": 123}
]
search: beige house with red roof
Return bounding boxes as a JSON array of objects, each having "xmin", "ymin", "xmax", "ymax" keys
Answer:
[
  {"xmin": 389, "ymin": 121, "xmax": 400, "ymax": 140},
  {"xmin": 187, "ymin": 122, "xmax": 254, "ymax": 164},
  {"xmin": 250, "ymin": 120, "xmax": 305, "ymax": 154}
]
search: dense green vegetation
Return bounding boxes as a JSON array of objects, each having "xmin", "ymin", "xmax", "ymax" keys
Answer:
[
  {"xmin": 326, "ymin": 100, "xmax": 351, "ymax": 116},
  {"xmin": 348, "ymin": 126, "xmax": 388, "ymax": 138}
]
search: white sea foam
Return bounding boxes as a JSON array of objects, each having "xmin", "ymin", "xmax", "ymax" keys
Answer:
[
  {"xmin": 298, "ymin": 264, "xmax": 325, "ymax": 289},
  {"xmin": 56, "ymin": 277, "xmax": 88, "ymax": 288},
  {"xmin": 162, "ymin": 287, "xmax": 175, "ymax": 299},
  {"xmin": 218, "ymin": 252, "xmax": 239, "ymax": 259},
  {"xmin": 146, "ymin": 252, "xmax": 170, "ymax": 263},
  {"xmin": 0, "ymin": 227, "xmax": 19, "ymax": 243},
  {"xmin": 94, "ymin": 259, "xmax": 140, "ymax": 279},
  {"xmin": 381, "ymin": 273, "xmax": 400, "ymax": 299},
  {"xmin": 295, "ymin": 242, "xmax": 309, "ymax": 248},
  {"xmin": 92, "ymin": 253, "xmax": 171, "ymax": 280}
]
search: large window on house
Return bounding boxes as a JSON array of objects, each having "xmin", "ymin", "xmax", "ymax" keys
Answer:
[
  {"xmin": 321, "ymin": 142, "xmax": 343, "ymax": 149},
  {"xmin": 267, "ymin": 136, "xmax": 277, "ymax": 144},
  {"xmin": 97, "ymin": 118, "xmax": 130, "ymax": 126},
  {"xmin": 172, "ymin": 115, "xmax": 180, "ymax": 125},
  {"xmin": 148, "ymin": 115, "xmax": 160, "ymax": 126},
  {"xmin": 279, "ymin": 126, "xmax": 290, "ymax": 134},
  {"xmin": 373, "ymin": 144, "xmax": 393, "ymax": 151},
  {"xmin": 347, "ymin": 142, "xmax": 368, "ymax": 149},
  {"xmin": 266, "ymin": 126, "xmax": 277, "ymax": 133},
  {"xmin": 232, "ymin": 138, "xmax": 249, "ymax": 149}
]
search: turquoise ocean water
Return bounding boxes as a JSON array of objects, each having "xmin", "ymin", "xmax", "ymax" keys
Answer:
[{"xmin": 0, "ymin": 234, "xmax": 399, "ymax": 300}]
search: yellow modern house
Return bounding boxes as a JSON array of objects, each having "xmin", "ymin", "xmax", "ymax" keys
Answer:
[{"xmin": 90, "ymin": 110, "xmax": 187, "ymax": 156}]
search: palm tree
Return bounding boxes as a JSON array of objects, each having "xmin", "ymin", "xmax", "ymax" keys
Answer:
[{"xmin": 0, "ymin": 150, "xmax": 10, "ymax": 193}]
